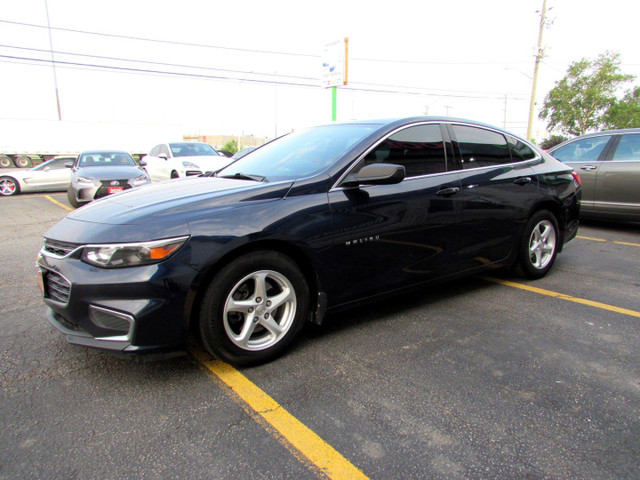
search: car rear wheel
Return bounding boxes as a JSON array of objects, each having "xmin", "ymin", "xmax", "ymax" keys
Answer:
[
  {"xmin": 15, "ymin": 155, "xmax": 32, "ymax": 168},
  {"xmin": 0, "ymin": 176, "xmax": 19, "ymax": 196},
  {"xmin": 516, "ymin": 210, "xmax": 559, "ymax": 279},
  {"xmin": 199, "ymin": 250, "xmax": 309, "ymax": 365},
  {"xmin": 170, "ymin": 170, "xmax": 179, "ymax": 179}
]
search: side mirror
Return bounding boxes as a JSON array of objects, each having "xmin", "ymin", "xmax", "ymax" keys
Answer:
[
  {"xmin": 343, "ymin": 163, "xmax": 406, "ymax": 187},
  {"xmin": 158, "ymin": 153, "xmax": 168, "ymax": 160},
  {"xmin": 139, "ymin": 159, "xmax": 147, "ymax": 167}
]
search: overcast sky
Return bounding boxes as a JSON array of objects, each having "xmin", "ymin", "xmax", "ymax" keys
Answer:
[{"xmin": 1, "ymin": 0, "xmax": 639, "ymax": 144}]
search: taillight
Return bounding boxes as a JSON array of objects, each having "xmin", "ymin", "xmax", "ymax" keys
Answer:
[{"xmin": 571, "ymin": 171, "xmax": 582, "ymax": 186}]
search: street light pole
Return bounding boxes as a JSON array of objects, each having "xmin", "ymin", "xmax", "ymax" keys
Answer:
[{"xmin": 527, "ymin": 0, "xmax": 547, "ymax": 141}]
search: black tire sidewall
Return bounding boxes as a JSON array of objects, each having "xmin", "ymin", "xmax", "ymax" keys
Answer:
[
  {"xmin": 199, "ymin": 251, "xmax": 309, "ymax": 365},
  {"xmin": 66, "ymin": 187, "xmax": 80, "ymax": 208},
  {"xmin": 518, "ymin": 210, "xmax": 559, "ymax": 279}
]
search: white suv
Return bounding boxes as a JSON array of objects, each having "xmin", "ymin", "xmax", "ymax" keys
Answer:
[{"xmin": 143, "ymin": 142, "xmax": 232, "ymax": 181}]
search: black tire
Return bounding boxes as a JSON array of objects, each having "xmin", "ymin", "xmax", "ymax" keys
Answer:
[
  {"xmin": 15, "ymin": 155, "xmax": 32, "ymax": 168},
  {"xmin": 66, "ymin": 187, "xmax": 80, "ymax": 208},
  {"xmin": 170, "ymin": 170, "xmax": 179, "ymax": 179},
  {"xmin": 515, "ymin": 210, "xmax": 559, "ymax": 279},
  {"xmin": 0, "ymin": 176, "xmax": 20, "ymax": 196},
  {"xmin": 0, "ymin": 155, "xmax": 13, "ymax": 168},
  {"xmin": 199, "ymin": 250, "xmax": 310, "ymax": 365}
]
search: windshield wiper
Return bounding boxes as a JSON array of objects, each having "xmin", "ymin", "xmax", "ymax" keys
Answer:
[{"xmin": 218, "ymin": 172, "xmax": 267, "ymax": 182}]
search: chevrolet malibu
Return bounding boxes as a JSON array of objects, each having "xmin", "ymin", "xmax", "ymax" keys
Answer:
[{"xmin": 38, "ymin": 117, "xmax": 581, "ymax": 365}]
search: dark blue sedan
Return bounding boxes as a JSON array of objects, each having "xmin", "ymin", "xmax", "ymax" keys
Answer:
[{"xmin": 38, "ymin": 117, "xmax": 581, "ymax": 365}]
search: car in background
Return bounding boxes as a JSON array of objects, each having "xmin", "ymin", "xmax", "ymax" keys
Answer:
[
  {"xmin": 66, "ymin": 151, "xmax": 150, "ymax": 208},
  {"xmin": 231, "ymin": 146, "xmax": 257, "ymax": 160},
  {"xmin": 38, "ymin": 117, "xmax": 580, "ymax": 365},
  {"xmin": 143, "ymin": 142, "xmax": 232, "ymax": 181},
  {"xmin": 0, "ymin": 156, "xmax": 75, "ymax": 196},
  {"xmin": 549, "ymin": 129, "xmax": 640, "ymax": 221}
]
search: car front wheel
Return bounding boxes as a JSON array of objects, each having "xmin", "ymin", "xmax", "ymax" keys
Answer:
[
  {"xmin": 199, "ymin": 251, "xmax": 310, "ymax": 365},
  {"xmin": 516, "ymin": 210, "xmax": 559, "ymax": 279},
  {"xmin": 66, "ymin": 187, "xmax": 80, "ymax": 208},
  {"xmin": 0, "ymin": 176, "xmax": 19, "ymax": 196}
]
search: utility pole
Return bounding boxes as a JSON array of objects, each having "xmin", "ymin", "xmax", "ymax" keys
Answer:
[
  {"xmin": 527, "ymin": 0, "xmax": 547, "ymax": 141},
  {"xmin": 44, "ymin": 0, "xmax": 62, "ymax": 121}
]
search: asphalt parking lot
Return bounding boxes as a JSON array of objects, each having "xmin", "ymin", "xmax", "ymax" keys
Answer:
[{"xmin": 1, "ymin": 193, "xmax": 639, "ymax": 479}]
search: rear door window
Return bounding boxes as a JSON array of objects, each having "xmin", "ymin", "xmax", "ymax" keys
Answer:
[
  {"xmin": 612, "ymin": 134, "xmax": 640, "ymax": 161},
  {"xmin": 451, "ymin": 125, "xmax": 511, "ymax": 169}
]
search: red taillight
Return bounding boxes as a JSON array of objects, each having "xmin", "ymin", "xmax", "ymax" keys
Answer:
[{"xmin": 571, "ymin": 171, "xmax": 582, "ymax": 186}]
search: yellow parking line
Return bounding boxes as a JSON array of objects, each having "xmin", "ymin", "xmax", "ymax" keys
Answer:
[
  {"xmin": 45, "ymin": 195, "xmax": 72, "ymax": 211},
  {"xmin": 577, "ymin": 235, "xmax": 640, "ymax": 248},
  {"xmin": 483, "ymin": 277, "xmax": 640, "ymax": 319},
  {"xmin": 191, "ymin": 348, "xmax": 369, "ymax": 480}
]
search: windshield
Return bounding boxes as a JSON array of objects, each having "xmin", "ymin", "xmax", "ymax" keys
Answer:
[
  {"xmin": 217, "ymin": 124, "xmax": 377, "ymax": 181},
  {"xmin": 170, "ymin": 142, "xmax": 219, "ymax": 157},
  {"xmin": 79, "ymin": 152, "xmax": 136, "ymax": 167}
]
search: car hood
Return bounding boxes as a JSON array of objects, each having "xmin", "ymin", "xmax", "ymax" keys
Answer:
[
  {"xmin": 75, "ymin": 166, "xmax": 146, "ymax": 180},
  {"xmin": 45, "ymin": 176, "xmax": 293, "ymax": 243}
]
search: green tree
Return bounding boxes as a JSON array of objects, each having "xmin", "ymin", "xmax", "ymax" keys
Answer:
[
  {"xmin": 539, "ymin": 134, "xmax": 568, "ymax": 150},
  {"xmin": 603, "ymin": 86, "xmax": 640, "ymax": 129},
  {"xmin": 539, "ymin": 52, "xmax": 634, "ymax": 136},
  {"xmin": 221, "ymin": 139, "xmax": 239, "ymax": 155}
]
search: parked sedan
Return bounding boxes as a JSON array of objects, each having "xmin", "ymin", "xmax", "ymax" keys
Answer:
[
  {"xmin": 0, "ymin": 156, "xmax": 74, "ymax": 196},
  {"xmin": 66, "ymin": 151, "xmax": 150, "ymax": 208},
  {"xmin": 549, "ymin": 129, "xmax": 640, "ymax": 221},
  {"xmin": 38, "ymin": 117, "xmax": 580, "ymax": 365},
  {"xmin": 143, "ymin": 142, "xmax": 232, "ymax": 181}
]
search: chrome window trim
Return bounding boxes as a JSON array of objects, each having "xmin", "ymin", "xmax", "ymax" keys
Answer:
[{"xmin": 330, "ymin": 120, "xmax": 541, "ymax": 192}]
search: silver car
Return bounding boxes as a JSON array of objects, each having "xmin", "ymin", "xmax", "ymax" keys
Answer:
[
  {"xmin": 549, "ymin": 129, "xmax": 640, "ymax": 221},
  {"xmin": 67, "ymin": 151, "xmax": 150, "ymax": 208},
  {"xmin": 0, "ymin": 156, "xmax": 75, "ymax": 196}
]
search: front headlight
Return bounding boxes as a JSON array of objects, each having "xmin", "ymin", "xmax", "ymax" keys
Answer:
[
  {"xmin": 182, "ymin": 161, "xmax": 200, "ymax": 169},
  {"xmin": 82, "ymin": 236, "xmax": 189, "ymax": 268},
  {"xmin": 128, "ymin": 174, "xmax": 150, "ymax": 187},
  {"xmin": 75, "ymin": 176, "xmax": 100, "ymax": 185}
]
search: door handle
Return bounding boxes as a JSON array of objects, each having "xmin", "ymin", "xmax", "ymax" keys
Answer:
[
  {"xmin": 513, "ymin": 177, "xmax": 532, "ymax": 186},
  {"xmin": 580, "ymin": 165, "xmax": 597, "ymax": 171},
  {"xmin": 436, "ymin": 186, "xmax": 460, "ymax": 196}
]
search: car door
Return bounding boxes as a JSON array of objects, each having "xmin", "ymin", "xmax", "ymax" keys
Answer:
[
  {"xmin": 447, "ymin": 124, "xmax": 541, "ymax": 270},
  {"xmin": 594, "ymin": 133, "xmax": 640, "ymax": 219},
  {"xmin": 25, "ymin": 158, "xmax": 73, "ymax": 190},
  {"xmin": 549, "ymin": 134, "xmax": 615, "ymax": 211},
  {"xmin": 143, "ymin": 144, "xmax": 169, "ymax": 181},
  {"xmin": 326, "ymin": 123, "xmax": 462, "ymax": 305}
]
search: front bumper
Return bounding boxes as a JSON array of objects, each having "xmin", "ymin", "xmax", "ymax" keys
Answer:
[{"xmin": 37, "ymin": 247, "xmax": 198, "ymax": 354}]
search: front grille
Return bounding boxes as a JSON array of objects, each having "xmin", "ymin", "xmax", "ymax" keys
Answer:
[
  {"xmin": 43, "ymin": 270, "xmax": 71, "ymax": 304},
  {"xmin": 43, "ymin": 238, "xmax": 80, "ymax": 257},
  {"xmin": 95, "ymin": 179, "xmax": 132, "ymax": 199}
]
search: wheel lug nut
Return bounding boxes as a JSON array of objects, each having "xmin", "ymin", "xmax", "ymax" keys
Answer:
[
  {"xmin": 248, "ymin": 307, "xmax": 254, "ymax": 313},
  {"xmin": 264, "ymin": 313, "xmax": 270, "ymax": 319},
  {"xmin": 266, "ymin": 301, "xmax": 271, "ymax": 307},
  {"xmin": 256, "ymin": 297, "xmax": 262, "ymax": 303}
]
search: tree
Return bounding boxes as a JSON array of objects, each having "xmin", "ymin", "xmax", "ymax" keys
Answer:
[
  {"xmin": 539, "ymin": 52, "xmax": 634, "ymax": 136},
  {"xmin": 539, "ymin": 134, "xmax": 568, "ymax": 150},
  {"xmin": 603, "ymin": 86, "xmax": 640, "ymax": 129},
  {"xmin": 222, "ymin": 139, "xmax": 239, "ymax": 155}
]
